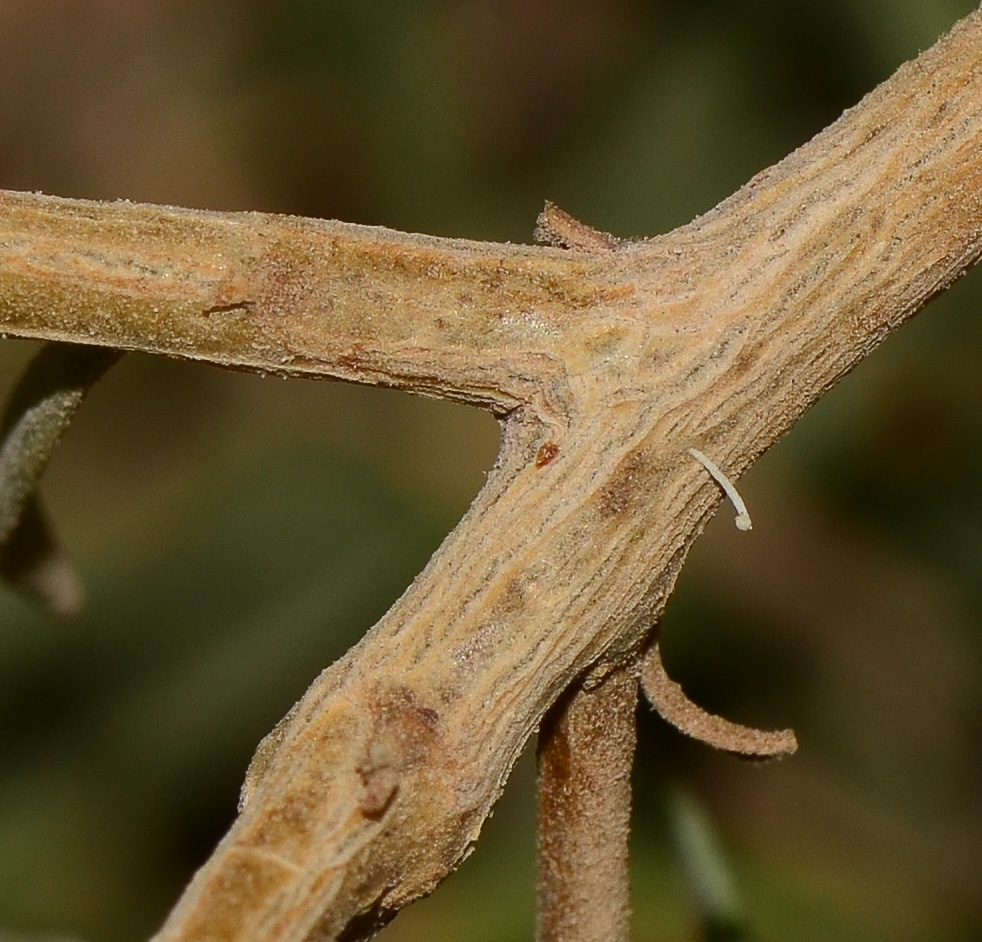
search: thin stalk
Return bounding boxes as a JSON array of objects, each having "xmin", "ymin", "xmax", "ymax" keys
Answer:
[{"xmin": 536, "ymin": 665, "xmax": 639, "ymax": 942}]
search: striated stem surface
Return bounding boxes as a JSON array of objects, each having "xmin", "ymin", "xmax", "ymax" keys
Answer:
[{"xmin": 0, "ymin": 7, "xmax": 981, "ymax": 940}]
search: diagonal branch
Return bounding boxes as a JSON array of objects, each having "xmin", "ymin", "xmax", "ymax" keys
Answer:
[{"xmin": 1, "ymin": 6, "xmax": 982, "ymax": 941}]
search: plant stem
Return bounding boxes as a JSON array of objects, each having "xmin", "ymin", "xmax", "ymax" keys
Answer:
[
  {"xmin": 0, "ymin": 6, "xmax": 981, "ymax": 939},
  {"xmin": 537, "ymin": 666, "xmax": 638, "ymax": 942}
]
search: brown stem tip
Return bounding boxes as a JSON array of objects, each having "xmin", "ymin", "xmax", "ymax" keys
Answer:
[
  {"xmin": 640, "ymin": 642, "xmax": 797, "ymax": 760},
  {"xmin": 534, "ymin": 201, "xmax": 622, "ymax": 252}
]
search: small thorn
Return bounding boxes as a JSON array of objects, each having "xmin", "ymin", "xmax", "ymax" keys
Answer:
[{"xmin": 534, "ymin": 201, "xmax": 621, "ymax": 252}]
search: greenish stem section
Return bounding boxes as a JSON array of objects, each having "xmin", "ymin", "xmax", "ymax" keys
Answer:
[
  {"xmin": 665, "ymin": 786, "xmax": 747, "ymax": 942},
  {"xmin": 0, "ymin": 342, "xmax": 121, "ymax": 617}
]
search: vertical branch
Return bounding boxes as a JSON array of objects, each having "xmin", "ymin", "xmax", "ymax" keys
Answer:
[{"xmin": 536, "ymin": 664, "xmax": 639, "ymax": 942}]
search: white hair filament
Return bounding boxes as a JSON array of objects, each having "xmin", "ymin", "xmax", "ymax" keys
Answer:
[{"xmin": 687, "ymin": 447, "xmax": 753, "ymax": 532}]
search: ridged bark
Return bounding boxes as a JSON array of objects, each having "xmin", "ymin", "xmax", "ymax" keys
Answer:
[{"xmin": 1, "ymin": 8, "xmax": 981, "ymax": 940}]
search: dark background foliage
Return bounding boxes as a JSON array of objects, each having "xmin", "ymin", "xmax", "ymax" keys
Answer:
[{"xmin": 0, "ymin": 1, "xmax": 980, "ymax": 939}]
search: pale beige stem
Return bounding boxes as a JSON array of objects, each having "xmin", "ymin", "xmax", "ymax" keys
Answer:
[
  {"xmin": 536, "ymin": 667, "xmax": 638, "ymax": 942},
  {"xmin": 0, "ymin": 192, "xmax": 622, "ymax": 418}
]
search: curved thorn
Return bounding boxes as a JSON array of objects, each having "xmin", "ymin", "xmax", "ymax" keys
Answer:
[
  {"xmin": 640, "ymin": 642, "xmax": 797, "ymax": 759},
  {"xmin": 0, "ymin": 342, "xmax": 121, "ymax": 617}
]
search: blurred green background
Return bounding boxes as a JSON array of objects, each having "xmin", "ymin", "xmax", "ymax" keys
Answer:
[{"xmin": 1, "ymin": 1, "xmax": 981, "ymax": 939}]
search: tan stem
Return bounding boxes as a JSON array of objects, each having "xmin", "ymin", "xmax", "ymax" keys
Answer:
[
  {"xmin": 0, "ymin": 192, "xmax": 620, "ymax": 419},
  {"xmin": 0, "ymin": 7, "xmax": 981, "ymax": 941},
  {"xmin": 536, "ymin": 667, "xmax": 638, "ymax": 942}
]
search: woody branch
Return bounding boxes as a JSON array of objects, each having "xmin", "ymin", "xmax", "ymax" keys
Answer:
[{"xmin": 0, "ymin": 8, "xmax": 980, "ymax": 941}]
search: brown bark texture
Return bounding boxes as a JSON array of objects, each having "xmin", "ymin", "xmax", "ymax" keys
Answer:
[
  {"xmin": 536, "ymin": 668, "xmax": 638, "ymax": 942},
  {"xmin": 1, "ymin": 7, "xmax": 982, "ymax": 941}
]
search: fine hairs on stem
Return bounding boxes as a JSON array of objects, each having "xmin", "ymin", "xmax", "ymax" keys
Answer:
[{"xmin": 687, "ymin": 448, "xmax": 752, "ymax": 532}]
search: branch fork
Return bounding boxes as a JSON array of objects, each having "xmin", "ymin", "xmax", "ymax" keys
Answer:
[{"xmin": 1, "ymin": 8, "xmax": 982, "ymax": 940}]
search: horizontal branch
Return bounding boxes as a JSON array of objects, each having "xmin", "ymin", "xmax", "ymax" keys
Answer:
[
  {"xmin": 1, "ymin": 6, "xmax": 981, "ymax": 941},
  {"xmin": 0, "ymin": 193, "xmax": 633, "ymax": 419}
]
